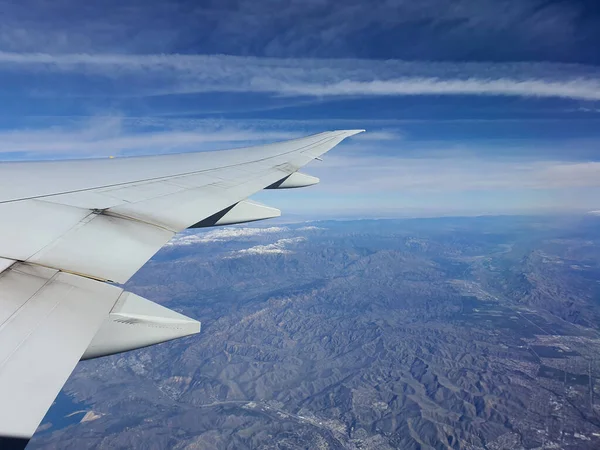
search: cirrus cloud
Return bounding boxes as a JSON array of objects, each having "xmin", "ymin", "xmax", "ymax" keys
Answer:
[{"xmin": 1, "ymin": 52, "xmax": 600, "ymax": 101}]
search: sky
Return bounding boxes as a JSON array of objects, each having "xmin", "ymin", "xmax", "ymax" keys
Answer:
[{"xmin": 1, "ymin": 0, "xmax": 600, "ymax": 218}]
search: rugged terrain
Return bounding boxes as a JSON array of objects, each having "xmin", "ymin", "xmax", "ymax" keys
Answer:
[{"xmin": 29, "ymin": 216, "xmax": 600, "ymax": 449}]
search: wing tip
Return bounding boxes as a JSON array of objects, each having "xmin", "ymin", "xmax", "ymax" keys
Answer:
[{"xmin": 338, "ymin": 129, "xmax": 366, "ymax": 136}]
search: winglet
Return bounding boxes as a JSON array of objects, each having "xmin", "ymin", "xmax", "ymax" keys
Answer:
[{"xmin": 342, "ymin": 129, "xmax": 366, "ymax": 136}]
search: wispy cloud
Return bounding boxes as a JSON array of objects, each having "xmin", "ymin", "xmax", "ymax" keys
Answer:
[
  {"xmin": 0, "ymin": 117, "xmax": 297, "ymax": 158},
  {"xmin": 1, "ymin": 52, "xmax": 600, "ymax": 101},
  {"xmin": 270, "ymin": 78, "xmax": 600, "ymax": 101},
  {"xmin": 311, "ymin": 154, "xmax": 600, "ymax": 193},
  {"xmin": 351, "ymin": 130, "xmax": 404, "ymax": 141}
]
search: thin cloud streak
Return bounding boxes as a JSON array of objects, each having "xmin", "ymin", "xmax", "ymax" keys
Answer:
[
  {"xmin": 272, "ymin": 78, "xmax": 600, "ymax": 101},
  {"xmin": 0, "ymin": 117, "xmax": 406, "ymax": 159},
  {"xmin": 310, "ymin": 154, "xmax": 600, "ymax": 193},
  {"xmin": 0, "ymin": 118, "xmax": 297, "ymax": 158},
  {"xmin": 1, "ymin": 52, "xmax": 600, "ymax": 101}
]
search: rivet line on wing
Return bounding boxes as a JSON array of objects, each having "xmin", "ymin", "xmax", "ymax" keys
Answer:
[
  {"xmin": 0, "ymin": 259, "xmax": 112, "ymax": 283},
  {"xmin": 99, "ymin": 209, "xmax": 177, "ymax": 233}
]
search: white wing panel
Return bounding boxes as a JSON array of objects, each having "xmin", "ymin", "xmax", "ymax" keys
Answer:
[
  {"xmin": 108, "ymin": 184, "xmax": 238, "ymax": 233},
  {"xmin": 101, "ymin": 180, "xmax": 186, "ymax": 203},
  {"xmin": 0, "ymin": 263, "xmax": 122, "ymax": 440},
  {"xmin": 0, "ymin": 257, "xmax": 14, "ymax": 273},
  {"xmin": 42, "ymin": 190, "xmax": 125, "ymax": 210},
  {"xmin": 165, "ymin": 172, "xmax": 226, "ymax": 189},
  {"xmin": 0, "ymin": 200, "xmax": 92, "ymax": 261},
  {"xmin": 0, "ymin": 264, "xmax": 53, "ymax": 325},
  {"xmin": 28, "ymin": 212, "xmax": 174, "ymax": 283}
]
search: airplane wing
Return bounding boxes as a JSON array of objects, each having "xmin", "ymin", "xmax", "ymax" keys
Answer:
[{"xmin": 0, "ymin": 129, "xmax": 363, "ymax": 448}]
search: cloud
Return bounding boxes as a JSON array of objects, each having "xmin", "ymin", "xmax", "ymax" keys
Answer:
[
  {"xmin": 1, "ymin": 52, "xmax": 600, "ymax": 101},
  {"xmin": 0, "ymin": 117, "xmax": 298, "ymax": 158},
  {"xmin": 166, "ymin": 227, "xmax": 290, "ymax": 246},
  {"xmin": 231, "ymin": 237, "xmax": 306, "ymax": 256},
  {"xmin": 309, "ymin": 154, "xmax": 600, "ymax": 193},
  {"xmin": 269, "ymin": 78, "xmax": 600, "ymax": 101},
  {"xmin": 351, "ymin": 130, "xmax": 403, "ymax": 142}
]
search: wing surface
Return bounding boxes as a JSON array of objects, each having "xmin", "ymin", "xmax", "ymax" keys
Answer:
[{"xmin": 0, "ymin": 129, "xmax": 363, "ymax": 447}]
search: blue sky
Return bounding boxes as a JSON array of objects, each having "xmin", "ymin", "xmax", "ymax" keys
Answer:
[{"xmin": 1, "ymin": 0, "xmax": 600, "ymax": 218}]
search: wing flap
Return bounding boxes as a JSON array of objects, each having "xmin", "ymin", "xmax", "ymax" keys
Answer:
[
  {"xmin": 0, "ymin": 200, "xmax": 92, "ymax": 262},
  {"xmin": 0, "ymin": 263, "xmax": 123, "ymax": 440},
  {"xmin": 28, "ymin": 211, "xmax": 174, "ymax": 283},
  {"xmin": 107, "ymin": 184, "xmax": 237, "ymax": 234}
]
